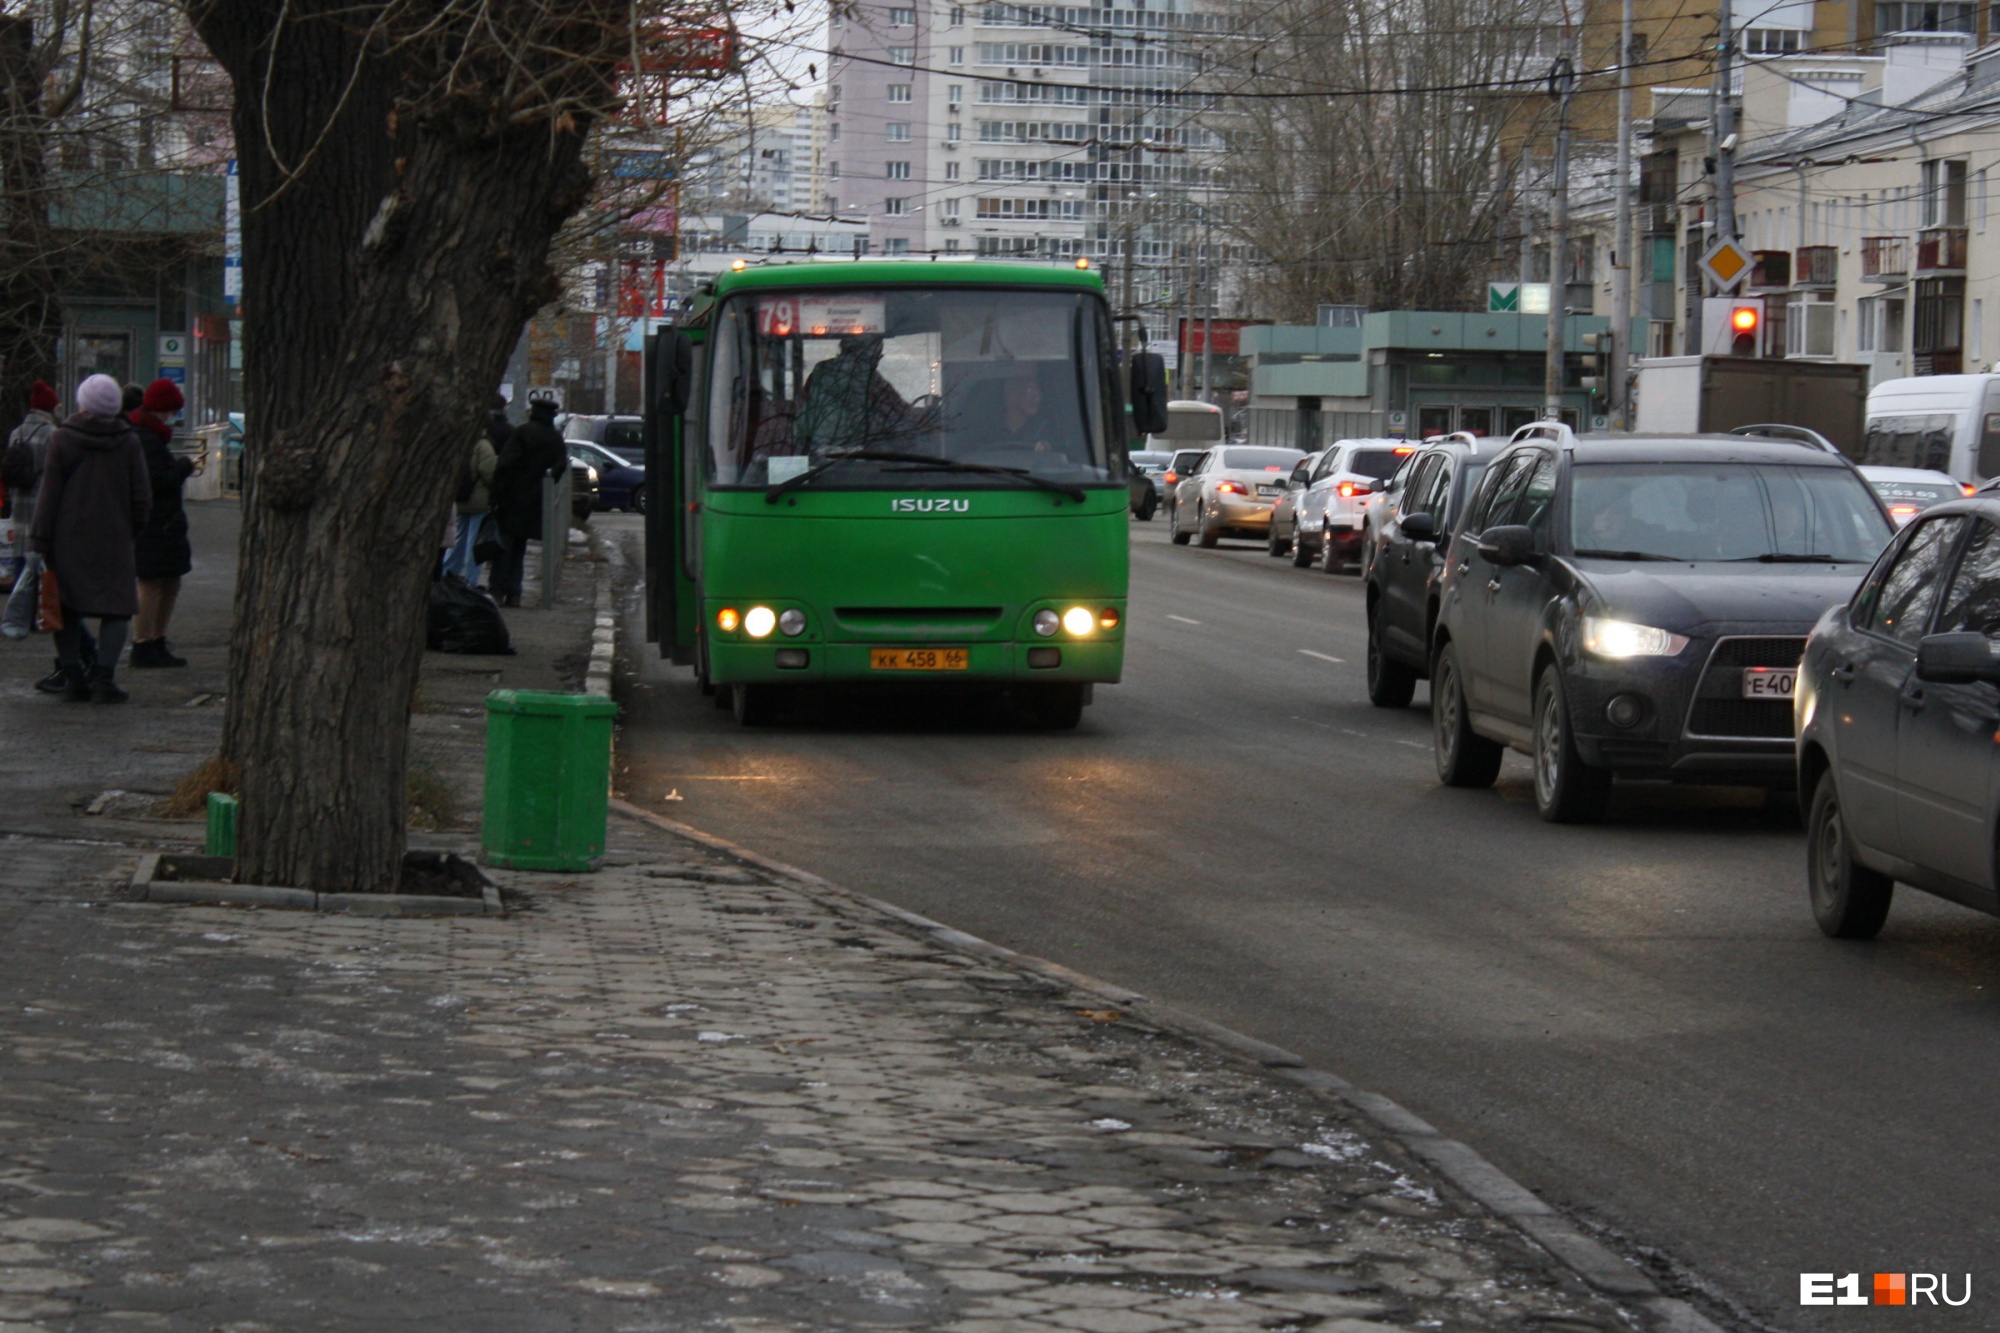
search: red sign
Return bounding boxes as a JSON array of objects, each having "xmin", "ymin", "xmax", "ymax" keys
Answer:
[
  {"xmin": 628, "ymin": 24, "xmax": 740, "ymax": 76},
  {"xmin": 1178, "ymin": 319, "xmax": 1257, "ymax": 358},
  {"xmin": 618, "ymin": 261, "xmax": 671, "ymax": 318}
]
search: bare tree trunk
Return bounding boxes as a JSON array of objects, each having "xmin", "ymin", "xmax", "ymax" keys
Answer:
[
  {"xmin": 192, "ymin": 0, "xmax": 607, "ymax": 891},
  {"xmin": 0, "ymin": 13, "xmax": 64, "ymax": 437}
]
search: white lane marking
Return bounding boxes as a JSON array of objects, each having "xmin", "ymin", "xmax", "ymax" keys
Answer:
[
  {"xmin": 1297, "ymin": 649, "xmax": 1345, "ymax": 664},
  {"xmin": 1167, "ymin": 615, "xmax": 1202, "ymax": 625},
  {"xmin": 1289, "ymin": 715, "xmax": 1429, "ymax": 750}
]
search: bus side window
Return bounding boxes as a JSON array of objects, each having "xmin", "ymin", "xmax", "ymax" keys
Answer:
[{"xmin": 1980, "ymin": 413, "xmax": 2000, "ymax": 480}]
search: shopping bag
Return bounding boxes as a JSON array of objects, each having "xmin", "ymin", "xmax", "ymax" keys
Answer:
[{"xmin": 36, "ymin": 567, "xmax": 60, "ymax": 632}]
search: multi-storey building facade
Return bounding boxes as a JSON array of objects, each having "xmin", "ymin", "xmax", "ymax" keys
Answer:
[{"xmin": 825, "ymin": 0, "xmax": 1226, "ymax": 341}]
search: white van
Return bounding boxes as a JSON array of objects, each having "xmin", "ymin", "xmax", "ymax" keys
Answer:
[
  {"xmin": 1862, "ymin": 374, "xmax": 2000, "ymax": 484},
  {"xmin": 1146, "ymin": 399, "xmax": 1224, "ymax": 450}
]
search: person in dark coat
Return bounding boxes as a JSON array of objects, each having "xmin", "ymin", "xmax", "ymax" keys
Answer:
[
  {"xmin": 128, "ymin": 378, "xmax": 195, "ymax": 667},
  {"xmin": 32, "ymin": 373, "xmax": 150, "ymax": 703},
  {"xmin": 486, "ymin": 395, "xmax": 569, "ymax": 607}
]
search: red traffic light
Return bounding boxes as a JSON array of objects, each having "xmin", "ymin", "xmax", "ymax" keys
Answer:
[{"xmin": 1730, "ymin": 306, "xmax": 1760, "ymax": 333}]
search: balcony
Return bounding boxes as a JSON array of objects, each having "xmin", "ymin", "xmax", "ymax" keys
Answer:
[
  {"xmin": 1794, "ymin": 245, "xmax": 1838, "ymax": 288},
  {"xmin": 1917, "ymin": 226, "xmax": 1968, "ymax": 274},
  {"xmin": 1862, "ymin": 235, "xmax": 1909, "ymax": 281},
  {"xmin": 1747, "ymin": 249, "xmax": 1791, "ymax": 291}
]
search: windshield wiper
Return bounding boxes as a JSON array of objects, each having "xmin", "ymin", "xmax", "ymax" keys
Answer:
[
  {"xmin": 766, "ymin": 449, "xmax": 1086, "ymax": 504},
  {"xmin": 1732, "ymin": 552, "xmax": 1845, "ymax": 563},
  {"xmin": 1573, "ymin": 548, "xmax": 1683, "ymax": 562}
]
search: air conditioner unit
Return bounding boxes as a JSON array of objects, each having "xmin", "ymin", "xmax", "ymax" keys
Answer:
[{"xmin": 942, "ymin": 217, "xmax": 962, "ymax": 226}]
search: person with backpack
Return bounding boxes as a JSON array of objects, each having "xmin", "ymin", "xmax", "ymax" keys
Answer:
[
  {"xmin": 0, "ymin": 381, "xmax": 96, "ymax": 690},
  {"xmin": 486, "ymin": 394, "xmax": 568, "ymax": 607},
  {"xmin": 443, "ymin": 396, "xmax": 503, "ymax": 584},
  {"xmin": 128, "ymin": 379, "xmax": 195, "ymax": 668}
]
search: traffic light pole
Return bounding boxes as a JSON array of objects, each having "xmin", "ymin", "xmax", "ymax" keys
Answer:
[
  {"xmin": 1610, "ymin": 0, "xmax": 1634, "ymax": 427},
  {"xmin": 1543, "ymin": 56, "xmax": 1576, "ymax": 421}
]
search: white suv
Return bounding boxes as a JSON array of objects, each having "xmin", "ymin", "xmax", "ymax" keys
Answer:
[{"xmin": 1294, "ymin": 439, "xmax": 1416, "ymax": 573}]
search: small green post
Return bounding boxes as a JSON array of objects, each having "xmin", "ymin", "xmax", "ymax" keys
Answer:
[{"xmin": 205, "ymin": 792, "xmax": 238, "ymax": 858}]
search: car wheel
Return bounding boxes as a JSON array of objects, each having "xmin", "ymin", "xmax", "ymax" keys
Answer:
[
  {"xmin": 1136, "ymin": 494, "xmax": 1156, "ymax": 521},
  {"xmin": 630, "ymin": 483, "xmax": 646, "ymax": 514},
  {"xmin": 732, "ymin": 683, "xmax": 781, "ymax": 727},
  {"xmin": 1026, "ymin": 683, "xmax": 1086, "ymax": 730},
  {"xmin": 1366, "ymin": 602, "xmax": 1418, "ymax": 709},
  {"xmin": 1290, "ymin": 530, "xmax": 1315, "ymax": 567},
  {"xmin": 1196, "ymin": 503, "xmax": 1220, "ymax": 548},
  {"xmin": 1532, "ymin": 670, "xmax": 1612, "ymax": 824},
  {"xmin": 1432, "ymin": 641, "xmax": 1502, "ymax": 788},
  {"xmin": 1807, "ymin": 773, "xmax": 1893, "ymax": 939},
  {"xmin": 1169, "ymin": 499, "xmax": 1191, "ymax": 545},
  {"xmin": 1267, "ymin": 523, "xmax": 1290, "ymax": 557},
  {"xmin": 1319, "ymin": 526, "xmax": 1342, "ymax": 573}
]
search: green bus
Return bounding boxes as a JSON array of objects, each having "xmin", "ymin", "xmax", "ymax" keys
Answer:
[{"xmin": 643, "ymin": 258, "xmax": 1167, "ymax": 727}]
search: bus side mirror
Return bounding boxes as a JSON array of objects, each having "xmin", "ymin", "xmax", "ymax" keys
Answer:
[
  {"xmin": 1129, "ymin": 352, "xmax": 1169, "ymax": 437},
  {"xmin": 650, "ymin": 330, "xmax": 694, "ymax": 417}
]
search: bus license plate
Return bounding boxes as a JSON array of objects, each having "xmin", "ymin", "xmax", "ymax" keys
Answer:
[
  {"xmin": 1742, "ymin": 667, "xmax": 1797, "ymax": 699},
  {"xmin": 870, "ymin": 648, "xmax": 969, "ymax": 672}
]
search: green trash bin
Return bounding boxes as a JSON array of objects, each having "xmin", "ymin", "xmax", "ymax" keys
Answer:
[{"xmin": 482, "ymin": 690, "xmax": 619, "ymax": 871}]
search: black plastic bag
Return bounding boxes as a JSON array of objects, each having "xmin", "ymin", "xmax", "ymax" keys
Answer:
[{"xmin": 428, "ymin": 574, "xmax": 516, "ymax": 655}]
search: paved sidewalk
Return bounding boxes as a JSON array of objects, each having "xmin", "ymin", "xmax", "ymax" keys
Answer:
[{"xmin": 0, "ymin": 508, "xmax": 1676, "ymax": 1331}]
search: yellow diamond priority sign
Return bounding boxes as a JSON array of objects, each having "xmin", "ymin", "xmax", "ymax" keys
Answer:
[{"xmin": 1700, "ymin": 238, "xmax": 1752, "ymax": 291}]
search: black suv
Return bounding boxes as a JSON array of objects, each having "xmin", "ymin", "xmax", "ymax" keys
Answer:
[
  {"xmin": 1797, "ymin": 497, "xmax": 2000, "ymax": 938},
  {"xmin": 1430, "ymin": 424, "xmax": 1895, "ymax": 822},
  {"xmin": 1363, "ymin": 435, "xmax": 1493, "ymax": 706}
]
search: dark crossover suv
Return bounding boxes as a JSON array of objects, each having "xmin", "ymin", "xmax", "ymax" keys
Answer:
[
  {"xmin": 1364, "ymin": 435, "xmax": 1492, "ymax": 706},
  {"xmin": 1430, "ymin": 424, "xmax": 1896, "ymax": 823},
  {"xmin": 1797, "ymin": 497, "xmax": 2000, "ymax": 937}
]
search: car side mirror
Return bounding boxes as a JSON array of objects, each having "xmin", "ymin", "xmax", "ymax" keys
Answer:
[
  {"xmin": 1128, "ymin": 352, "xmax": 1169, "ymax": 438},
  {"xmin": 1916, "ymin": 631, "xmax": 2000, "ymax": 684},
  {"xmin": 1399, "ymin": 511, "xmax": 1438, "ymax": 543},
  {"xmin": 649, "ymin": 329, "xmax": 694, "ymax": 417},
  {"xmin": 1476, "ymin": 524, "xmax": 1535, "ymax": 567}
]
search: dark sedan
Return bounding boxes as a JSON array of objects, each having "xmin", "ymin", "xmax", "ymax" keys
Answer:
[
  {"xmin": 567, "ymin": 440, "xmax": 646, "ymax": 512},
  {"xmin": 1797, "ymin": 497, "xmax": 2000, "ymax": 937},
  {"xmin": 1430, "ymin": 425, "xmax": 1896, "ymax": 823}
]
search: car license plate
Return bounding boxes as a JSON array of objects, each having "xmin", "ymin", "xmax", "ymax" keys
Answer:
[
  {"xmin": 1257, "ymin": 484, "xmax": 1284, "ymax": 497},
  {"xmin": 870, "ymin": 647, "xmax": 969, "ymax": 672},
  {"xmin": 1742, "ymin": 666, "xmax": 1798, "ymax": 699}
]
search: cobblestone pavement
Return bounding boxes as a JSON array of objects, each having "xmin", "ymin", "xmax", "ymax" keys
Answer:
[{"xmin": 0, "ymin": 816, "xmax": 1651, "ymax": 1333}]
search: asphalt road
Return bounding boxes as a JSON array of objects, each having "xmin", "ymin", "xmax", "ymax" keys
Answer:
[{"xmin": 606, "ymin": 512, "xmax": 2000, "ymax": 1332}]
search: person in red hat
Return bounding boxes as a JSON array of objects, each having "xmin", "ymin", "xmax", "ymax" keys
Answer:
[{"xmin": 128, "ymin": 377, "xmax": 195, "ymax": 668}]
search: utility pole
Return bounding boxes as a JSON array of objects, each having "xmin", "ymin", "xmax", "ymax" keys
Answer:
[
  {"xmin": 1121, "ymin": 209, "xmax": 1136, "ymax": 359},
  {"xmin": 1199, "ymin": 215, "xmax": 1214, "ymax": 403},
  {"xmin": 1543, "ymin": 55, "xmax": 1576, "ymax": 421},
  {"xmin": 1714, "ymin": 0, "xmax": 1738, "ymax": 244},
  {"xmin": 1610, "ymin": 0, "xmax": 1635, "ymax": 427}
]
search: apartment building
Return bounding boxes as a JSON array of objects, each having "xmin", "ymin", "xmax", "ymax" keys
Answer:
[{"xmin": 824, "ymin": 0, "xmax": 1225, "ymax": 309}]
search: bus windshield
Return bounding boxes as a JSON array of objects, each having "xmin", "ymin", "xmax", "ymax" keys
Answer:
[{"xmin": 707, "ymin": 286, "xmax": 1121, "ymax": 490}]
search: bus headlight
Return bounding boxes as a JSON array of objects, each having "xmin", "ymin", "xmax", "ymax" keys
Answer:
[
  {"xmin": 744, "ymin": 606, "xmax": 778, "ymax": 638},
  {"xmin": 1062, "ymin": 606, "xmax": 1095, "ymax": 637},
  {"xmin": 778, "ymin": 608, "xmax": 807, "ymax": 637},
  {"xmin": 1033, "ymin": 609, "xmax": 1060, "ymax": 637},
  {"xmin": 717, "ymin": 608, "xmax": 740, "ymax": 633}
]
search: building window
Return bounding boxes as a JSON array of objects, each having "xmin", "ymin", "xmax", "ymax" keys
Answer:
[
  {"xmin": 829, "ymin": 84, "xmax": 841, "ymax": 103},
  {"xmin": 830, "ymin": 122, "xmax": 840, "ymax": 141},
  {"xmin": 886, "ymin": 238, "xmax": 911, "ymax": 254},
  {"xmin": 887, "ymin": 123, "xmax": 911, "ymax": 141},
  {"xmin": 1786, "ymin": 296, "xmax": 1836, "ymax": 357},
  {"xmin": 887, "ymin": 160, "xmax": 911, "ymax": 178},
  {"xmin": 889, "ymin": 7, "xmax": 916, "ymax": 24},
  {"xmin": 1856, "ymin": 297, "xmax": 1878, "ymax": 352},
  {"xmin": 888, "ymin": 83, "xmax": 912, "ymax": 102},
  {"xmin": 1876, "ymin": 1, "xmax": 1976, "ymax": 32},
  {"xmin": 886, "ymin": 197, "xmax": 908, "ymax": 214},
  {"xmin": 948, "ymin": 83, "xmax": 964, "ymax": 103},
  {"xmin": 949, "ymin": 46, "xmax": 965, "ymax": 64},
  {"xmin": 947, "ymin": 122, "xmax": 961, "ymax": 141},
  {"xmin": 943, "ymin": 197, "xmax": 961, "ymax": 217},
  {"xmin": 945, "ymin": 238, "xmax": 960, "ymax": 252},
  {"xmin": 1923, "ymin": 158, "xmax": 1968, "ymax": 227},
  {"xmin": 950, "ymin": 5, "xmax": 965, "ymax": 24},
  {"xmin": 946, "ymin": 161, "xmax": 960, "ymax": 179},
  {"xmin": 829, "ymin": 162, "xmax": 840, "ymax": 179},
  {"xmin": 889, "ymin": 46, "xmax": 915, "ymax": 65},
  {"xmin": 1742, "ymin": 28, "xmax": 1804, "ymax": 54}
]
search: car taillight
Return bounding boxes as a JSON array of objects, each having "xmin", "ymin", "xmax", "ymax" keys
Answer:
[
  {"xmin": 1217, "ymin": 481, "xmax": 1248, "ymax": 495},
  {"xmin": 1890, "ymin": 503, "xmax": 1920, "ymax": 519},
  {"xmin": 1338, "ymin": 481, "xmax": 1372, "ymax": 498},
  {"xmin": 1164, "ymin": 472, "xmax": 1178, "ymax": 485},
  {"xmin": 1963, "ymin": 483, "xmax": 1978, "ymax": 496}
]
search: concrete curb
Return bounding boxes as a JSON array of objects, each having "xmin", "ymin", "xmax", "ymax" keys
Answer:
[
  {"xmin": 128, "ymin": 852, "xmax": 505, "ymax": 917},
  {"xmin": 586, "ymin": 550, "xmax": 615, "ymax": 699},
  {"xmin": 605, "ymin": 798, "xmax": 1725, "ymax": 1333}
]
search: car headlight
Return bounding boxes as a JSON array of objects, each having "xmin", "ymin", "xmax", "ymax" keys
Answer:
[
  {"xmin": 585, "ymin": 465, "xmax": 600, "ymax": 483},
  {"xmin": 778, "ymin": 608, "xmax": 806, "ymax": 637},
  {"xmin": 1582, "ymin": 616, "xmax": 1689, "ymax": 658},
  {"xmin": 1033, "ymin": 609, "xmax": 1060, "ymax": 637},
  {"xmin": 1062, "ymin": 606, "xmax": 1095, "ymax": 637},
  {"xmin": 744, "ymin": 606, "xmax": 777, "ymax": 638}
]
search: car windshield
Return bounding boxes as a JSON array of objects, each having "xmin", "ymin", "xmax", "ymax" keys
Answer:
[
  {"xmin": 1570, "ymin": 463, "xmax": 1892, "ymax": 563},
  {"xmin": 1129, "ymin": 451, "xmax": 1171, "ymax": 470},
  {"xmin": 1215, "ymin": 447, "xmax": 1303, "ymax": 472},
  {"xmin": 706, "ymin": 287, "xmax": 1119, "ymax": 489},
  {"xmin": 1347, "ymin": 448, "xmax": 1407, "ymax": 482}
]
